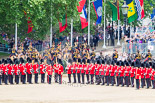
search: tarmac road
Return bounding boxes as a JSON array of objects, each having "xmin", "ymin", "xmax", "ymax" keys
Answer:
[{"xmin": 0, "ymin": 76, "xmax": 155, "ymax": 103}]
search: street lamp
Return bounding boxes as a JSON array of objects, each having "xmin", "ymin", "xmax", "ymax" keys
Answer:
[{"xmin": 122, "ymin": 1, "xmax": 129, "ymax": 37}]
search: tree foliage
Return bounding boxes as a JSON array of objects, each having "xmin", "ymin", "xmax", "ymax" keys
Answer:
[{"xmin": 0, "ymin": 0, "xmax": 154, "ymax": 40}]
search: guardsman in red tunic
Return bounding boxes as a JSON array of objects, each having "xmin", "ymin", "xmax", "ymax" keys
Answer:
[
  {"xmin": 100, "ymin": 60, "xmax": 105, "ymax": 85},
  {"xmin": 77, "ymin": 59, "xmax": 81, "ymax": 83},
  {"xmin": 95, "ymin": 60, "xmax": 100, "ymax": 85},
  {"xmin": 81, "ymin": 59, "xmax": 86, "ymax": 84},
  {"xmin": 145, "ymin": 63, "xmax": 152, "ymax": 89},
  {"xmin": 140, "ymin": 63, "xmax": 146, "ymax": 88},
  {"xmin": 105, "ymin": 62, "xmax": 110, "ymax": 86},
  {"xmin": 3, "ymin": 60, "xmax": 8, "ymax": 85},
  {"xmin": 27, "ymin": 59, "xmax": 33, "ymax": 84},
  {"xmin": 33, "ymin": 59, "xmax": 39, "ymax": 84},
  {"xmin": 90, "ymin": 60, "xmax": 95, "ymax": 84},
  {"xmin": 151, "ymin": 65, "xmax": 155, "ymax": 89},
  {"xmin": 130, "ymin": 62, "xmax": 136, "ymax": 87},
  {"xmin": 66, "ymin": 59, "xmax": 72, "ymax": 83},
  {"xmin": 124, "ymin": 62, "xmax": 130, "ymax": 87},
  {"xmin": 72, "ymin": 58, "xmax": 77, "ymax": 83},
  {"xmin": 86, "ymin": 59, "xmax": 91, "ymax": 84},
  {"xmin": 58, "ymin": 59, "xmax": 63, "ymax": 84},
  {"xmin": 115, "ymin": 61, "xmax": 120, "ymax": 86},
  {"xmin": 20, "ymin": 60, "xmax": 26, "ymax": 84},
  {"xmin": 8, "ymin": 60, "xmax": 14, "ymax": 84},
  {"xmin": 46, "ymin": 60, "xmax": 53, "ymax": 84},
  {"xmin": 40, "ymin": 59, "xmax": 46, "ymax": 83},
  {"xmin": 120, "ymin": 62, "xmax": 125, "ymax": 87},
  {"xmin": 13, "ymin": 60, "xmax": 20, "ymax": 84},
  {"xmin": 53, "ymin": 61, "xmax": 58, "ymax": 83},
  {"xmin": 110, "ymin": 61, "xmax": 115, "ymax": 86},
  {"xmin": 135, "ymin": 61, "xmax": 141, "ymax": 89}
]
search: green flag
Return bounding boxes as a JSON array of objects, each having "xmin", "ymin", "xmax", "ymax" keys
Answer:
[{"xmin": 109, "ymin": 1, "xmax": 118, "ymax": 21}]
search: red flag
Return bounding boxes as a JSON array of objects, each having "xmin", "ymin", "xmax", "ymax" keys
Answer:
[
  {"xmin": 59, "ymin": 14, "xmax": 67, "ymax": 33},
  {"xmin": 117, "ymin": 0, "xmax": 120, "ymax": 20},
  {"xmin": 77, "ymin": 0, "xmax": 86, "ymax": 12},
  {"xmin": 24, "ymin": 11, "xmax": 33, "ymax": 33}
]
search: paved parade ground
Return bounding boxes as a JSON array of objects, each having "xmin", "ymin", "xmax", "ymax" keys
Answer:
[{"xmin": 0, "ymin": 76, "xmax": 155, "ymax": 103}]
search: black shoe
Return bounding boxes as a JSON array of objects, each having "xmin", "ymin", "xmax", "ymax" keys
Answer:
[
  {"xmin": 96, "ymin": 83, "xmax": 100, "ymax": 85},
  {"xmin": 106, "ymin": 84, "xmax": 109, "ymax": 86},
  {"xmin": 91, "ymin": 82, "xmax": 94, "ymax": 84},
  {"xmin": 68, "ymin": 82, "xmax": 71, "ymax": 83},
  {"xmin": 101, "ymin": 84, "xmax": 104, "ymax": 86}
]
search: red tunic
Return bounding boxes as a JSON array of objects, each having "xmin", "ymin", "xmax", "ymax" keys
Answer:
[
  {"xmin": 115, "ymin": 66, "xmax": 120, "ymax": 77},
  {"xmin": 81, "ymin": 64, "xmax": 86, "ymax": 74},
  {"xmin": 40, "ymin": 64, "xmax": 45, "ymax": 74},
  {"xmin": 85, "ymin": 64, "xmax": 90, "ymax": 74},
  {"xmin": 141, "ymin": 68, "xmax": 146, "ymax": 79},
  {"xmin": 130, "ymin": 67, "xmax": 136, "ymax": 77},
  {"xmin": 90, "ymin": 65, "xmax": 95, "ymax": 74},
  {"xmin": 100, "ymin": 64, "xmax": 104, "ymax": 75},
  {"xmin": 46, "ymin": 65, "xmax": 53, "ymax": 75},
  {"xmin": 77, "ymin": 64, "xmax": 81, "ymax": 73},
  {"xmin": 135, "ymin": 68, "xmax": 141, "ymax": 79},
  {"xmin": 33, "ymin": 64, "xmax": 39, "ymax": 74},
  {"xmin": 125, "ymin": 66, "xmax": 130, "ymax": 76},
  {"xmin": 120, "ymin": 67, "xmax": 125, "ymax": 77},
  {"xmin": 105, "ymin": 66, "xmax": 110, "ymax": 76},
  {"xmin": 20, "ymin": 64, "xmax": 26, "ymax": 75},
  {"xmin": 145, "ymin": 68, "xmax": 152, "ymax": 79},
  {"xmin": 110, "ymin": 66, "xmax": 115, "ymax": 76},
  {"xmin": 67, "ymin": 65, "xmax": 72, "ymax": 74},
  {"xmin": 72, "ymin": 64, "xmax": 77, "ymax": 73},
  {"xmin": 26, "ymin": 64, "xmax": 33, "ymax": 74},
  {"xmin": 53, "ymin": 64, "xmax": 58, "ymax": 73},
  {"xmin": 58, "ymin": 64, "xmax": 63, "ymax": 75},
  {"xmin": 13, "ymin": 64, "xmax": 20, "ymax": 75},
  {"xmin": 3, "ymin": 65, "xmax": 8, "ymax": 75},
  {"xmin": 7, "ymin": 64, "xmax": 13, "ymax": 75},
  {"xmin": 95, "ymin": 64, "xmax": 100, "ymax": 75},
  {"xmin": 151, "ymin": 71, "xmax": 155, "ymax": 80}
]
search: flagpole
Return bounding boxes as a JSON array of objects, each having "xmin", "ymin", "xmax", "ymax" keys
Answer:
[
  {"xmin": 117, "ymin": 20, "xmax": 120, "ymax": 45},
  {"xmin": 50, "ymin": 0, "xmax": 53, "ymax": 48},
  {"xmin": 71, "ymin": 19, "xmax": 73, "ymax": 47},
  {"xmin": 15, "ymin": 23, "xmax": 17, "ymax": 50},
  {"xmin": 88, "ymin": 0, "xmax": 90, "ymax": 46},
  {"xmin": 103, "ymin": 0, "xmax": 106, "ymax": 48}
]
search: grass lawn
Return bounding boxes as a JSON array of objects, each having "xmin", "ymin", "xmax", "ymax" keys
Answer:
[{"xmin": 0, "ymin": 52, "xmax": 10, "ymax": 59}]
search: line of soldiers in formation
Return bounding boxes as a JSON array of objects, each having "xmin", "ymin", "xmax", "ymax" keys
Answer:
[
  {"xmin": 1, "ymin": 41, "xmax": 154, "ymax": 90},
  {"xmin": 0, "ymin": 58, "xmax": 63, "ymax": 85},
  {"xmin": 0, "ymin": 55, "xmax": 155, "ymax": 90}
]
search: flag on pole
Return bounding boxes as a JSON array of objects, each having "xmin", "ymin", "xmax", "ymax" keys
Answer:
[
  {"xmin": 151, "ymin": 9, "xmax": 155, "ymax": 19},
  {"xmin": 77, "ymin": 0, "xmax": 87, "ymax": 12},
  {"xmin": 92, "ymin": 0, "xmax": 103, "ymax": 24},
  {"xmin": 109, "ymin": 0, "xmax": 120, "ymax": 21},
  {"xmin": 126, "ymin": 0, "xmax": 137, "ymax": 23},
  {"xmin": 59, "ymin": 14, "xmax": 68, "ymax": 33},
  {"xmin": 24, "ymin": 11, "xmax": 33, "ymax": 33},
  {"xmin": 77, "ymin": 0, "xmax": 88, "ymax": 29},
  {"xmin": 135, "ymin": 0, "xmax": 145, "ymax": 20}
]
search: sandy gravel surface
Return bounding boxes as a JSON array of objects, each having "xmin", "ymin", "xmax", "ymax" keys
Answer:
[{"xmin": 0, "ymin": 76, "xmax": 155, "ymax": 103}]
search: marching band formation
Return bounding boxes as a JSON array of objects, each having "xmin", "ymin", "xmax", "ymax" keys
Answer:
[{"xmin": 0, "ymin": 41, "xmax": 154, "ymax": 90}]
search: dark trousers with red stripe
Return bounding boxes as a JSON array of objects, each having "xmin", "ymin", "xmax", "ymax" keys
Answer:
[
  {"xmin": 35, "ymin": 73, "xmax": 38, "ymax": 83},
  {"xmin": 58, "ymin": 74, "xmax": 62, "ymax": 84},
  {"xmin": 90, "ymin": 74, "xmax": 94, "ymax": 84},
  {"xmin": 77, "ymin": 73, "xmax": 81, "ymax": 83},
  {"xmin": 81, "ymin": 73, "xmax": 85, "ymax": 84},
  {"xmin": 68, "ymin": 74, "xmax": 71, "ymax": 83},
  {"xmin": 73, "ymin": 73, "xmax": 76, "ymax": 83},
  {"xmin": 47, "ymin": 75, "xmax": 52, "ymax": 84}
]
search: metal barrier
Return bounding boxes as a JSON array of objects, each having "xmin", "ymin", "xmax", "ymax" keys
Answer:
[
  {"xmin": 122, "ymin": 42, "xmax": 155, "ymax": 56},
  {"xmin": 0, "ymin": 44, "xmax": 11, "ymax": 53}
]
